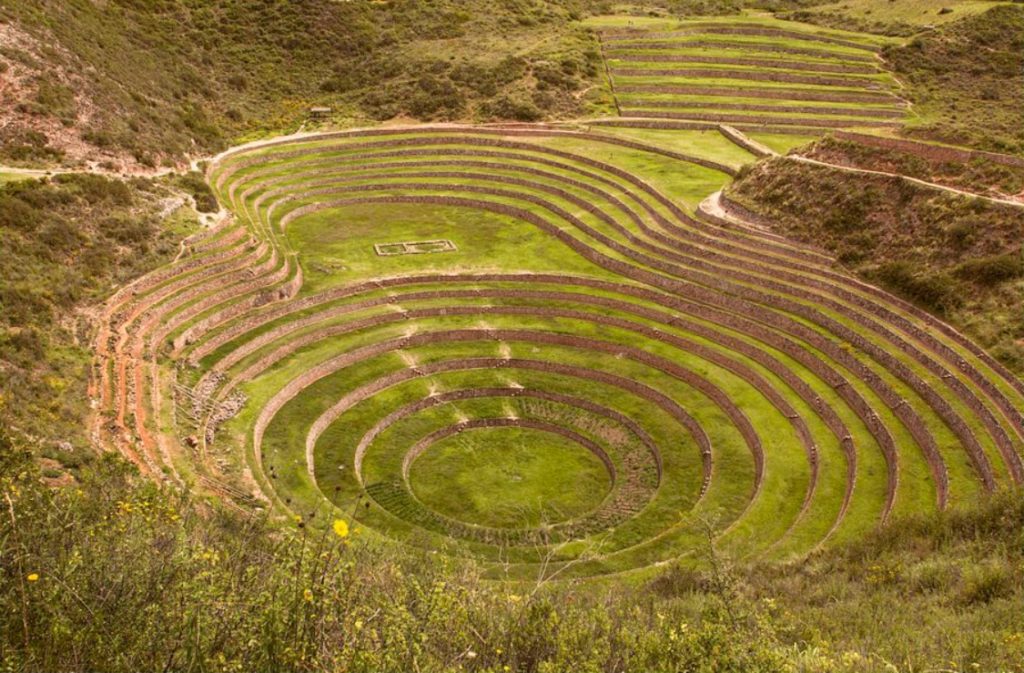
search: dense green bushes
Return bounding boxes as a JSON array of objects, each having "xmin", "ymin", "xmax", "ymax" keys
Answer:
[
  {"xmin": 955, "ymin": 253, "xmax": 1024, "ymax": 286},
  {"xmin": 0, "ymin": 129, "xmax": 64, "ymax": 164},
  {"xmin": 868, "ymin": 262, "xmax": 959, "ymax": 315},
  {"xmin": 176, "ymin": 172, "xmax": 218, "ymax": 213}
]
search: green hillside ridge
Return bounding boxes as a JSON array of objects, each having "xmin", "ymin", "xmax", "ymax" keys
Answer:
[
  {"xmin": 800, "ymin": 135, "xmax": 1024, "ymax": 197},
  {"xmin": 0, "ymin": 0, "xmax": 605, "ymax": 169},
  {"xmin": 584, "ymin": 0, "xmax": 1012, "ymax": 35},
  {"xmin": 0, "ymin": 175, "xmax": 199, "ymax": 454},
  {"xmin": 2, "ymin": 1, "xmax": 1021, "ymax": 166},
  {"xmin": 778, "ymin": 0, "xmax": 1011, "ymax": 37},
  {"xmin": 883, "ymin": 3, "xmax": 1024, "ymax": 154}
]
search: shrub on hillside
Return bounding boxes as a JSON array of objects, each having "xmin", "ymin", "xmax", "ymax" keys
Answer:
[
  {"xmin": 482, "ymin": 92, "xmax": 543, "ymax": 122},
  {"xmin": 409, "ymin": 74, "xmax": 466, "ymax": 119},
  {"xmin": 0, "ymin": 128, "xmax": 64, "ymax": 164},
  {"xmin": 177, "ymin": 172, "xmax": 218, "ymax": 213},
  {"xmin": 868, "ymin": 262, "xmax": 960, "ymax": 314},
  {"xmin": 959, "ymin": 561, "xmax": 1016, "ymax": 605},
  {"xmin": 34, "ymin": 75, "xmax": 76, "ymax": 120},
  {"xmin": 954, "ymin": 253, "xmax": 1024, "ymax": 286}
]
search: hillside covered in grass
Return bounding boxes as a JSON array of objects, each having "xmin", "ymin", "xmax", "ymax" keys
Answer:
[
  {"xmin": 801, "ymin": 135, "xmax": 1024, "ymax": 199},
  {"xmin": 727, "ymin": 155, "xmax": 1024, "ymax": 373},
  {"xmin": 3, "ymin": 0, "xmax": 1023, "ymax": 167},
  {"xmin": 0, "ymin": 175, "xmax": 198, "ymax": 464},
  {"xmin": 884, "ymin": 3, "xmax": 1024, "ymax": 154},
  {"xmin": 776, "ymin": 0, "xmax": 1011, "ymax": 37},
  {"xmin": 0, "ymin": 0, "xmax": 604, "ymax": 169}
]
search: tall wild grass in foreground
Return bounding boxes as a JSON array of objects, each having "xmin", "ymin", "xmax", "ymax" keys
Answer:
[{"xmin": 1, "ymin": 428, "xmax": 1020, "ymax": 672}]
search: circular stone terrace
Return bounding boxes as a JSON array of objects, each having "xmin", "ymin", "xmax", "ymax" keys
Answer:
[{"xmin": 89, "ymin": 124, "xmax": 1024, "ymax": 580}]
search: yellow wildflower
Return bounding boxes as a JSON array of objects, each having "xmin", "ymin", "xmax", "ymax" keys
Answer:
[
  {"xmin": 26, "ymin": 573, "xmax": 39, "ymax": 582},
  {"xmin": 333, "ymin": 519, "xmax": 349, "ymax": 539},
  {"xmin": 303, "ymin": 588, "xmax": 314, "ymax": 602}
]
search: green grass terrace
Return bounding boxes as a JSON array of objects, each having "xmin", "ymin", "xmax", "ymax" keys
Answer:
[{"xmin": 589, "ymin": 15, "xmax": 910, "ymax": 134}]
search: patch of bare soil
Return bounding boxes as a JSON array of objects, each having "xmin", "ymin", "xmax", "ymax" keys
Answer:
[{"xmin": 39, "ymin": 458, "xmax": 76, "ymax": 488}]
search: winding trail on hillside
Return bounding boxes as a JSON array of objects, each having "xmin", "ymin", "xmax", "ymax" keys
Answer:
[{"xmin": 786, "ymin": 154, "xmax": 1024, "ymax": 208}]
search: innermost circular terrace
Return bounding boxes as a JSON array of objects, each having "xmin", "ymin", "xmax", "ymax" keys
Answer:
[{"xmin": 407, "ymin": 421, "xmax": 614, "ymax": 530}]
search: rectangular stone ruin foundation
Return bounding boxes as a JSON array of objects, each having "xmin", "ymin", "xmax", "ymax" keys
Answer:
[{"xmin": 374, "ymin": 239, "xmax": 458, "ymax": 256}]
